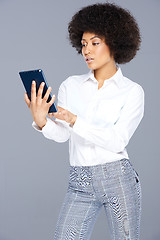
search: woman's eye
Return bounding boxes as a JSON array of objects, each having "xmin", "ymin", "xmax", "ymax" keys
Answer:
[
  {"xmin": 81, "ymin": 42, "xmax": 87, "ymax": 47},
  {"xmin": 93, "ymin": 42, "xmax": 99, "ymax": 46},
  {"xmin": 81, "ymin": 42, "xmax": 99, "ymax": 47}
]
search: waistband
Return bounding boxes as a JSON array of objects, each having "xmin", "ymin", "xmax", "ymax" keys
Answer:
[{"xmin": 69, "ymin": 158, "xmax": 132, "ymax": 176}]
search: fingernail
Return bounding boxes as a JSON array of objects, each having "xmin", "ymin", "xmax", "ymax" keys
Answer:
[
  {"xmin": 32, "ymin": 80, "xmax": 35, "ymax": 84},
  {"xmin": 53, "ymin": 95, "xmax": 55, "ymax": 98},
  {"xmin": 42, "ymin": 82, "xmax": 45, "ymax": 86}
]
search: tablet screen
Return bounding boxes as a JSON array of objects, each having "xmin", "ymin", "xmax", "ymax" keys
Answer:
[{"xmin": 19, "ymin": 69, "xmax": 57, "ymax": 113}]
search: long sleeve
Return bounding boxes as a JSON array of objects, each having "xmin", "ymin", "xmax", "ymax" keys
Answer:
[
  {"xmin": 32, "ymin": 80, "xmax": 71, "ymax": 143},
  {"xmin": 72, "ymin": 85, "xmax": 145, "ymax": 153}
]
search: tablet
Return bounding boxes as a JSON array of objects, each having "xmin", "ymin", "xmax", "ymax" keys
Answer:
[{"xmin": 19, "ymin": 69, "xmax": 57, "ymax": 113}]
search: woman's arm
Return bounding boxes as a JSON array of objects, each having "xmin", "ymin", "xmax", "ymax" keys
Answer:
[
  {"xmin": 29, "ymin": 80, "xmax": 71, "ymax": 143},
  {"xmin": 70, "ymin": 85, "xmax": 144, "ymax": 153},
  {"xmin": 32, "ymin": 117, "xmax": 71, "ymax": 143}
]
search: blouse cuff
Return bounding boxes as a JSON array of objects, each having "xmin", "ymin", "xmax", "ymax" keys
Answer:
[{"xmin": 32, "ymin": 118, "xmax": 54, "ymax": 133}]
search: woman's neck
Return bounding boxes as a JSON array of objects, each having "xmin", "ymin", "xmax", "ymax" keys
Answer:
[{"xmin": 94, "ymin": 62, "xmax": 117, "ymax": 83}]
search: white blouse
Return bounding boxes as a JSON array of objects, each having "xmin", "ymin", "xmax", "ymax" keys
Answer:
[{"xmin": 32, "ymin": 66, "xmax": 145, "ymax": 166}]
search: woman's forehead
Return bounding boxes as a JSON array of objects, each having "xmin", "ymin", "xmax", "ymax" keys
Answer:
[{"xmin": 82, "ymin": 32, "xmax": 103, "ymax": 41}]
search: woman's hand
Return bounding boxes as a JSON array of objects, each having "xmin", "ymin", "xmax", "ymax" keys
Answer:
[
  {"xmin": 52, "ymin": 106, "xmax": 77, "ymax": 125},
  {"xmin": 25, "ymin": 81, "xmax": 55, "ymax": 129}
]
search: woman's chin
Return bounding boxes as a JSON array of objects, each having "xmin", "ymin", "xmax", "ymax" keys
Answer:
[{"xmin": 86, "ymin": 64, "xmax": 96, "ymax": 70}]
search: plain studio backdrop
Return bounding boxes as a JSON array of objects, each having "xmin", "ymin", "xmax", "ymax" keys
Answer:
[{"xmin": 0, "ymin": 0, "xmax": 159, "ymax": 239}]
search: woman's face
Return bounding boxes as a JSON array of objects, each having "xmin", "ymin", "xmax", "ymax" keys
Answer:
[{"xmin": 81, "ymin": 32, "xmax": 115, "ymax": 70}]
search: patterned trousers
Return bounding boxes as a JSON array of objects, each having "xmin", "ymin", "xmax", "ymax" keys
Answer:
[{"xmin": 54, "ymin": 158, "xmax": 142, "ymax": 240}]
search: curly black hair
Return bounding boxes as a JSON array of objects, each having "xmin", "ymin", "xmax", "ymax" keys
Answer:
[{"xmin": 68, "ymin": 2, "xmax": 141, "ymax": 64}]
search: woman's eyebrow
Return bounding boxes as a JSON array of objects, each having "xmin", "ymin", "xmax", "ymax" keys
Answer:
[{"xmin": 81, "ymin": 35, "xmax": 101, "ymax": 41}]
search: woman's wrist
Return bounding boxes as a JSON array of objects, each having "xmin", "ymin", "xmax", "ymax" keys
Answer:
[
  {"xmin": 70, "ymin": 115, "xmax": 77, "ymax": 126},
  {"xmin": 35, "ymin": 118, "xmax": 47, "ymax": 129}
]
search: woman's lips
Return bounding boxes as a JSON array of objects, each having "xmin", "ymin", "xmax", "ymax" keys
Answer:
[{"xmin": 85, "ymin": 57, "xmax": 94, "ymax": 63}]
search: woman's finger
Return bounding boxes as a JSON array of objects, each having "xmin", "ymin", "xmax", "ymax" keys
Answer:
[
  {"xmin": 52, "ymin": 109, "xmax": 60, "ymax": 118},
  {"xmin": 31, "ymin": 80, "xmax": 36, "ymax": 103},
  {"xmin": 48, "ymin": 94, "xmax": 55, "ymax": 106},
  {"xmin": 53, "ymin": 108, "xmax": 66, "ymax": 121},
  {"xmin": 48, "ymin": 113, "xmax": 52, "ymax": 118},
  {"xmin": 37, "ymin": 82, "xmax": 45, "ymax": 103},
  {"xmin": 43, "ymin": 86, "xmax": 52, "ymax": 102},
  {"xmin": 56, "ymin": 106, "xmax": 65, "ymax": 112},
  {"xmin": 25, "ymin": 93, "xmax": 31, "ymax": 108}
]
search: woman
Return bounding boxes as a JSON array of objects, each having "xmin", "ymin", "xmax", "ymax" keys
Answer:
[{"xmin": 25, "ymin": 3, "xmax": 144, "ymax": 240}]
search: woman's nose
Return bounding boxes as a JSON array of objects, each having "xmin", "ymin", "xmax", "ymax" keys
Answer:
[{"xmin": 83, "ymin": 43, "xmax": 92, "ymax": 55}]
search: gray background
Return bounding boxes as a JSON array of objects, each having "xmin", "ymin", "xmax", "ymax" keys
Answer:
[{"xmin": 0, "ymin": 0, "xmax": 159, "ymax": 239}]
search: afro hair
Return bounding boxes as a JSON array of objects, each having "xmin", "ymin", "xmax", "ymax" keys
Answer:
[{"xmin": 68, "ymin": 3, "xmax": 141, "ymax": 64}]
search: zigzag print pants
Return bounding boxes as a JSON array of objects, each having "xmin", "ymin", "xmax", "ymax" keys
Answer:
[{"xmin": 54, "ymin": 158, "xmax": 141, "ymax": 240}]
